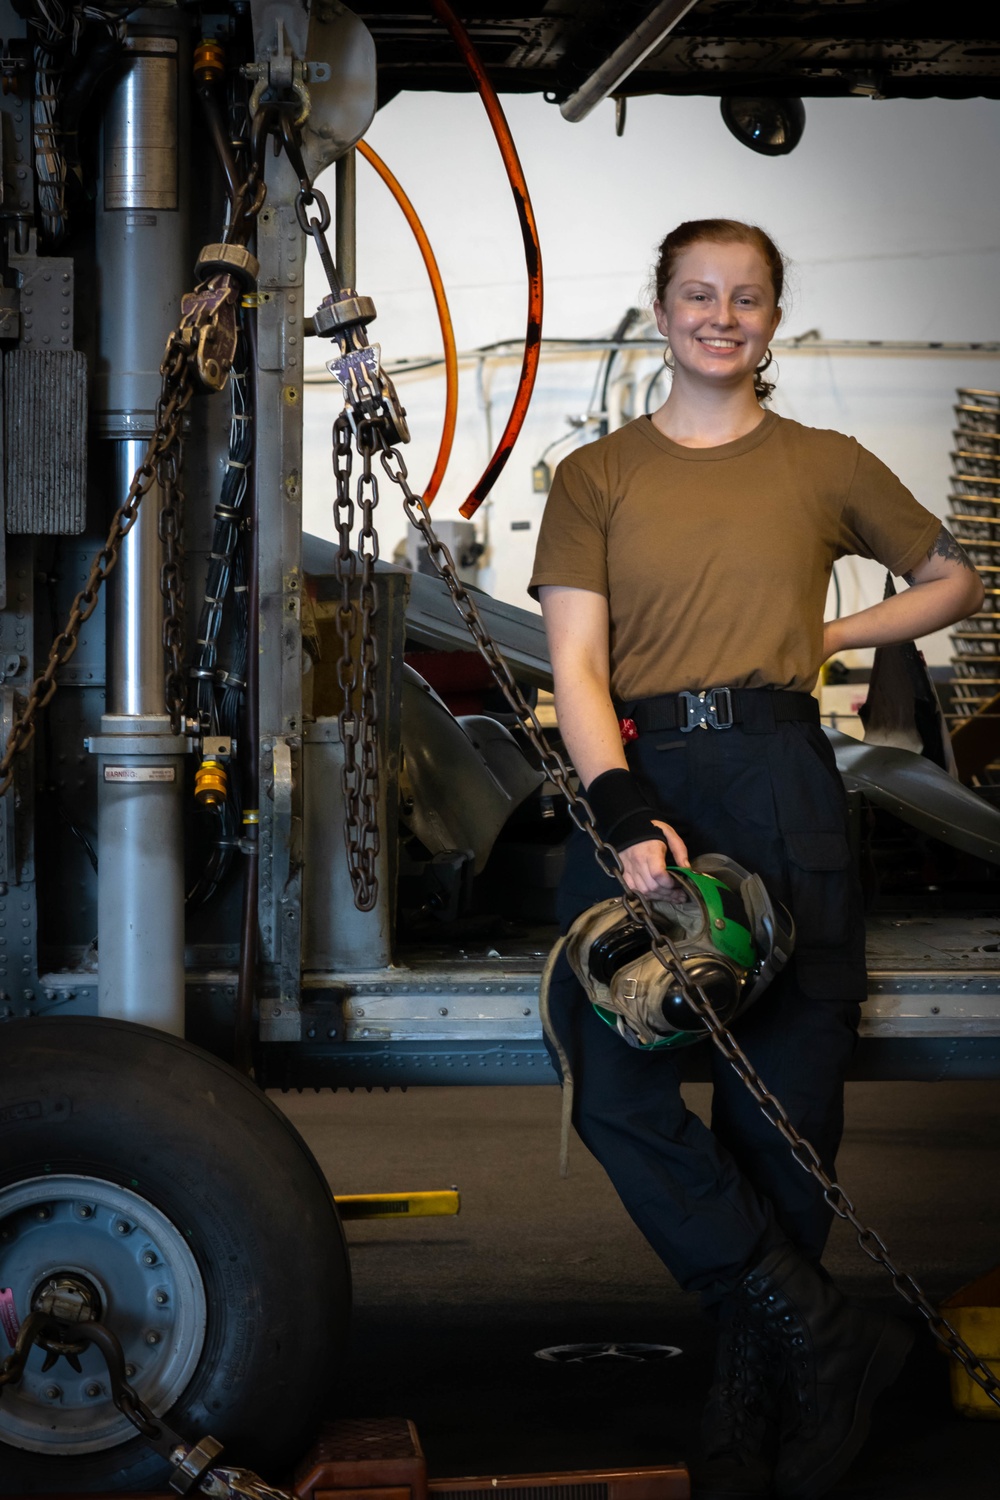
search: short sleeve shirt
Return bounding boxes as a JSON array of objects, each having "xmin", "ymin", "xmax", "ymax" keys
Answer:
[{"xmin": 528, "ymin": 412, "xmax": 940, "ymax": 701}]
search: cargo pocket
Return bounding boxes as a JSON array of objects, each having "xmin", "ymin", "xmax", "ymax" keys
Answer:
[{"xmin": 785, "ymin": 830, "xmax": 868, "ymax": 1002}]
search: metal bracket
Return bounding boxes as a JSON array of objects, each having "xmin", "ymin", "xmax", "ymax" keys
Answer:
[
  {"xmin": 247, "ymin": 0, "xmax": 376, "ymax": 179},
  {"xmin": 261, "ymin": 738, "xmax": 302, "ymax": 1041},
  {"xmin": 87, "ymin": 735, "xmax": 194, "ymax": 756}
]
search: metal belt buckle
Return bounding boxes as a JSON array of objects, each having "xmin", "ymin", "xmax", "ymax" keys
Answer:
[{"xmin": 679, "ymin": 687, "xmax": 734, "ymax": 732}]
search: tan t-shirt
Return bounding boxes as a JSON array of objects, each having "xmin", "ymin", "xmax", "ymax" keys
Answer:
[{"xmin": 528, "ymin": 412, "xmax": 940, "ymax": 702}]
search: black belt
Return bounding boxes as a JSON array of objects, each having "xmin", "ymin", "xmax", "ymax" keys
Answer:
[{"xmin": 616, "ymin": 687, "xmax": 819, "ymax": 738}]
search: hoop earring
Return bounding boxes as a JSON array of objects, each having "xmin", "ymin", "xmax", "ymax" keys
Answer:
[
  {"xmin": 662, "ymin": 345, "xmax": 674, "ymax": 371},
  {"xmin": 756, "ymin": 348, "xmax": 774, "ymax": 376}
]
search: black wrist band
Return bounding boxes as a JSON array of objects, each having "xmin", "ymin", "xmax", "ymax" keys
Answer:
[{"xmin": 585, "ymin": 768, "xmax": 667, "ymax": 853}]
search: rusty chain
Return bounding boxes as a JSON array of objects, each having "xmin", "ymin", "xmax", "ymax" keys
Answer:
[
  {"xmin": 331, "ymin": 410, "xmax": 381, "ymax": 911},
  {"xmin": 158, "ymin": 431, "xmax": 188, "ymax": 735},
  {"xmin": 0, "ymin": 1310, "xmax": 295, "ymax": 1499},
  {"xmin": 356, "ymin": 418, "xmax": 1000, "ymax": 1412}
]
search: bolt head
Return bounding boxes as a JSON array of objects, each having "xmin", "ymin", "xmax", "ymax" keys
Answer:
[
  {"xmin": 145, "ymin": 1330, "xmax": 161, "ymax": 1346},
  {"xmin": 85, "ymin": 1383, "xmax": 102, "ymax": 1398},
  {"xmin": 36, "ymin": 1206, "xmax": 51, "ymax": 1220},
  {"xmin": 154, "ymin": 1290, "xmax": 168, "ymax": 1305},
  {"xmin": 44, "ymin": 1386, "xmax": 61, "ymax": 1400},
  {"xmin": 125, "ymin": 1363, "xmax": 136, "ymax": 1378},
  {"xmin": 141, "ymin": 1251, "xmax": 156, "ymax": 1266},
  {"xmin": 78, "ymin": 1204, "xmax": 94, "ymax": 1219},
  {"xmin": 115, "ymin": 1220, "xmax": 131, "ymax": 1235}
]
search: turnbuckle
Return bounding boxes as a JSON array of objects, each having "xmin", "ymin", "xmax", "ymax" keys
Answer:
[{"xmin": 679, "ymin": 687, "xmax": 734, "ymax": 732}]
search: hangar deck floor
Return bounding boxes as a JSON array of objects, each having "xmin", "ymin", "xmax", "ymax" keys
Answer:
[{"xmin": 274, "ymin": 1078, "xmax": 1000, "ymax": 1500}]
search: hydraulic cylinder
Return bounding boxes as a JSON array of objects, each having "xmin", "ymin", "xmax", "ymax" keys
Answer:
[{"xmin": 92, "ymin": 21, "xmax": 189, "ymax": 1034}]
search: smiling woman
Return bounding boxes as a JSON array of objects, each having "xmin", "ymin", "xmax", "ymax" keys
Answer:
[
  {"xmin": 528, "ymin": 217, "xmax": 984, "ymax": 1500},
  {"xmin": 652, "ymin": 219, "xmax": 785, "ymax": 425}
]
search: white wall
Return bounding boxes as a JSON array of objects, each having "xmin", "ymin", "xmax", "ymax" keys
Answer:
[{"xmin": 303, "ymin": 90, "xmax": 1000, "ymax": 667}]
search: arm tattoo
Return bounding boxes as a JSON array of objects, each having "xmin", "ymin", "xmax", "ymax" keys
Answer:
[{"xmin": 903, "ymin": 525, "xmax": 975, "ymax": 585}]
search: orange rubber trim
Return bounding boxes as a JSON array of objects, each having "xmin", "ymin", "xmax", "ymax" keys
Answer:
[
  {"xmin": 430, "ymin": 0, "xmax": 544, "ymax": 520},
  {"xmin": 356, "ymin": 138, "xmax": 458, "ymax": 506}
]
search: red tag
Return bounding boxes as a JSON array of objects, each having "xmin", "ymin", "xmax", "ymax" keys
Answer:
[{"xmin": 618, "ymin": 717, "xmax": 639, "ymax": 746}]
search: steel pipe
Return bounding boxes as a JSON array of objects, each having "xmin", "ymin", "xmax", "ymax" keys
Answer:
[
  {"xmin": 335, "ymin": 148, "xmax": 357, "ymax": 287},
  {"xmin": 559, "ymin": 1, "xmax": 701, "ymax": 124},
  {"xmin": 94, "ymin": 20, "xmax": 189, "ymax": 1035},
  {"xmin": 107, "ymin": 441, "xmax": 167, "ymax": 717}
]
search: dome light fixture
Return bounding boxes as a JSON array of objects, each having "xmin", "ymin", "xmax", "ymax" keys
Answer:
[{"xmin": 720, "ymin": 95, "xmax": 806, "ymax": 156}]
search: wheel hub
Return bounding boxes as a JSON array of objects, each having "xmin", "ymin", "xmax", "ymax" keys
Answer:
[
  {"xmin": 30, "ymin": 1273, "xmax": 103, "ymax": 1370},
  {"xmin": 0, "ymin": 1175, "xmax": 207, "ymax": 1455}
]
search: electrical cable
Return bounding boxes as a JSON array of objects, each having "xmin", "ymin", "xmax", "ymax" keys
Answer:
[
  {"xmin": 536, "ymin": 427, "xmax": 585, "ymax": 467},
  {"xmin": 355, "ymin": 138, "xmax": 458, "ymax": 506},
  {"xmin": 597, "ymin": 307, "xmax": 641, "ymax": 435},
  {"xmin": 185, "ymin": 332, "xmax": 253, "ymax": 910},
  {"xmin": 429, "ymin": 0, "xmax": 543, "ymax": 520},
  {"xmin": 304, "ymin": 335, "xmax": 672, "ymax": 384},
  {"xmin": 644, "ymin": 361, "xmax": 668, "ymax": 414}
]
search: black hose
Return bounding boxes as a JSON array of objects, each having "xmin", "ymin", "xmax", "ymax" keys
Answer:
[{"xmin": 196, "ymin": 79, "xmax": 242, "ymax": 208}]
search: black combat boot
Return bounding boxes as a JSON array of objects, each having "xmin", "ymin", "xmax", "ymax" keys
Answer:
[
  {"xmin": 739, "ymin": 1243, "xmax": 914, "ymax": 1500},
  {"xmin": 690, "ymin": 1285, "xmax": 781, "ymax": 1499}
]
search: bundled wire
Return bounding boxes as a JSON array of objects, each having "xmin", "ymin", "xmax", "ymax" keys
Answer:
[
  {"xmin": 28, "ymin": 1, "xmax": 132, "ymax": 241},
  {"xmin": 189, "ymin": 343, "xmax": 252, "ymax": 735},
  {"xmin": 30, "ymin": 1, "xmax": 70, "ymax": 240},
  {"xmin": 429, "ymin": 0, "xmax": 543, "ymax": 520},
  {"xmin": 186, "ymin": 333, "xmax": 253, "ymax": 908}
]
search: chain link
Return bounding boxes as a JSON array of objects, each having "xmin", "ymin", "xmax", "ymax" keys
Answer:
[
  {"xmin": 1, "ymin": 1312, "xmax": 297, "ymax": 1500},
  {"xmin": 367, "ymin": 421, "xmax": 1000, "ymax": 1411},
  {"xmin": 158, "ymin": 435, "xmax": 188, "ymax": 734},
  {"xmin": 332, "ymin": 412, "xmax": 381, "ymax": 910}
]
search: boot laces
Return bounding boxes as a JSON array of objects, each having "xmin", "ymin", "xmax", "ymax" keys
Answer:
[
  {"xmin": 764, "ymin": 1292, "xmax": 816, "ymax": 1428},
  {"xmin": 704, "ymin": 1296, "xmax": 780, "ymax": 1458}
]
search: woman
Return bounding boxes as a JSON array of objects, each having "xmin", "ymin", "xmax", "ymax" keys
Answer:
[{"xmin": 529, "ymin": 219, "xmax": 983, "ymax": 1500}]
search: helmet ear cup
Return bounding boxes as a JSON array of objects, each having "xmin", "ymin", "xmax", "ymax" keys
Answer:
[{"xmin": 658, "ymin": 957, "xmax": 742, "ymax": 1032}]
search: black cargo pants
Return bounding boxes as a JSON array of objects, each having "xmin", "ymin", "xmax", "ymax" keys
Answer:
[{"xmin": 545, "ymin": 707, "xmax": 868, "ymax": 1303}]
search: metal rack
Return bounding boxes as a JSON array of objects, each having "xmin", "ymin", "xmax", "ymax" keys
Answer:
[{"xmin": 948, "ymin": 389, "xmax": 1000, "ymax": 739}]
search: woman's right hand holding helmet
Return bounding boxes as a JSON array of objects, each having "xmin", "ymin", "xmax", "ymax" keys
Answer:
[{"xmin": 620, "ymin": 820, "xmax": 691, "ymax": 898}]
